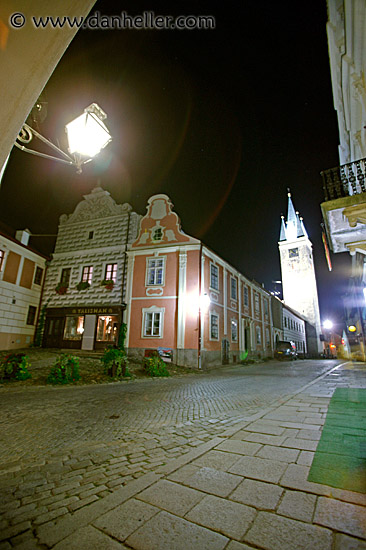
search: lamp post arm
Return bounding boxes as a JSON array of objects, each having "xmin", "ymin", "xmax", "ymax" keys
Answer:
[
  {"xmin": 14, "ymin": 141, "xmax": 74, "ymax": 166},
  {"xmin": 21, "ymin": 123, "xmax": 75, "ymax": 162}
]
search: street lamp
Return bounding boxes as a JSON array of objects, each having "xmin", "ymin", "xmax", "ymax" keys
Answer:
[
  {"xmin": 323, "ymin": 319, "xmax": 333, "ymax": 330},
  {"xmin": 15, "ymin": 103, "xmax": 112, "ymax": 173}
]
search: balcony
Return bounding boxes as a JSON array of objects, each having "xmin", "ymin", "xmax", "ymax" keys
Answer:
[
  {"xmin": 321, "ymin": 158, "xmax": 366, "ymax": 201},
  {"xmin": 321, "ymin": 158, "xmax": 366, "ymax": 254}
]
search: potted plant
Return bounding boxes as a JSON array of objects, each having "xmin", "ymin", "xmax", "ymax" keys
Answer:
[
  {"xmin": 55, "ymin": 282, "xmax": 68, "ymax": 295},
  {"xmin": 76, "ymin": 281, "xmax": 90, "ymax": 291},
  {"xmin": 101, "ymin": 279, "xmax": 115, "ymax": 290}
]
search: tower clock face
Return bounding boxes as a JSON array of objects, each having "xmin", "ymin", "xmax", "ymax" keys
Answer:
[{"xmin": 289, "ymin": 248, "xmax": 299, "ymax": 258}]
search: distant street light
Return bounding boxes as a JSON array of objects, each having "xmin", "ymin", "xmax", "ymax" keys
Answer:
[
  {"xmin": 15, "ymin": 103, "xmax": 112, "ymax": 173},
  {"xmin": 323, "ymin": 319, "xmax": 333, "ymax": 330}
]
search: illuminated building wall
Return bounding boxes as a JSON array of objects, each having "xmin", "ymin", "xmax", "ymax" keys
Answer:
[
  {"xmin": 0, "ymin": 230, "xmax": 47, "ymax": 350},
  {"xmin": 279, "ymin": 193, "xmax": 322, "ymax": 353}
]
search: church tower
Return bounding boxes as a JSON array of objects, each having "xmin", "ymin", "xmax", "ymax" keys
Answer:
[{"xmin": 279, "ymin": 192, "xmax": 322, "ymax": 352}]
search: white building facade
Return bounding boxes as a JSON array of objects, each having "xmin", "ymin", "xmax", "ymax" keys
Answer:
[
  {"xmin": 40, "ymin": 187, "xmax": 141, "ymax": 351},
  {"xmin": 0, "ymin": 230, "xmax": 47, "ymax": 350}
]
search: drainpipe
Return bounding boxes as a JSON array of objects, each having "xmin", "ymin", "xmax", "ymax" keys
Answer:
[{"xmin": 121, "ymin": 211, "xmax": 131, "ymax": 324}]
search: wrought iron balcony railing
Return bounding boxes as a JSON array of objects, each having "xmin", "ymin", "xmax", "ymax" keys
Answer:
[{"xmin": 321, "ymin": 157, "xmax": 366, "ymax": 201}]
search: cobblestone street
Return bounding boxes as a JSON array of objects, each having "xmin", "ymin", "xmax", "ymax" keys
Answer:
[{"xmin": 0, "ymin": 359, "xmax": 355, "ymax": 548}]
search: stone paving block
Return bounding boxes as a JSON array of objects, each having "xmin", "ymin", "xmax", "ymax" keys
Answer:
[
  {"xmin": 126, "ymin": 510, "xmax": 229, "ymax": 550},
  {"xmin": 335, "ymin": 533, "xmax": 366, "ymax": 549},
  {"xmin": 215, "ymin": 440, "xmax": 262, "ymax": 456},
  {"xmin": 226, "ymin": 542, "xmax": 257, "ymax": 550},
  {"xmin": 245, "ymin": 422, "xmax": 285, "ymax": 436},
  {"xmin": 256, "ymin": 445, "xmax": 299, "ymax": 463},
  {"xmin": 244, "ymin": 432, "xmax": 287, "ymax": 446},
  {"xmin": 278, "ymin": 422, "xmax": 321, "ymax": 430},
  {"xmin": 297, "ymin": 429, "xmax": 322, "ymax": 440},
  {"xmin": 53, "ymin": 525, "xmax": 127, "ymax": 549},
  {"xmin": 297, "ymin": 451, "xmax": 315, "ymax": 466},
  {"xmin": 192, "ymin": 450, "xmax": 241, "ymax": 471},
  {"xmin": 136, "ymin": 479, "xmax": 204, "ymax": 516},
  {"xmin": 277, "ymin": 489, "xmax": 317, "ymax": 522},
  {"xmin": 230, "ymin": 478, "xmax": 283, "ymax": 510},
  {"xmin": 244, "ymin": 510, "xmax": 333, "ymax": 550},
  {"xmin": 314, "ymin": 496, "xmax": 366, "ymax": 539},
  {"xmin": 167, "ymin": 464, "xmax": 200, "ymax": 483},
  {"xmin": 68, "ymin": 495, "xmax": 99, "ymax": 512},
  {"xmin": 282, "ymin": 438, "xmax": 318, "ymax": 451},
  {"xmin": 0, "ymin": 521, "xmax": 31, "ymax": 542},
  {"xmin": 181, "ymin": 466, "xmax": 243, "ymax": 497},
  {"xmin": 185, "ymin": 494, "xmax": 256, "ymax": 540},
  {"xmin": 229, "ymin": 455, "xmax": 287, "ymax": 483},
  {"xmin": 281, "ymin": 463, "xmax": 332, "ymax": 496},
  {"xmin": 304, "ymin": 417, "xmax": 325, "ymax": 425},
  {"xmin": 93, "ymin": 498, "xmax": 159, "ymax": 541},
  {"xmin": 33, "ymin": 507, "xmax": 68, "ymax": 526}
]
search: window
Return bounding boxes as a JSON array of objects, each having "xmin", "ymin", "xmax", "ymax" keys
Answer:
[
  {"xmin": 105, "ymin": 263, "xmax": 118, "ymax": 283},
  {"xmin": 210, "ymin": 264, "xmax": 219, "ymax": 290},
  {"xmin": 26, "ymin": 305, "xmax": 37, "ymax": 325},
  {"xmin": 231, "ymin": 319, "xmax": 238, "ymax": 342},
  {"xmin": 60, "ymin": 268, "xmax": 71, "ymax": 285},
  {"xmin": 256, "ymin": 326, "xmax": 261, "ymax": 345},
  {"xmin": 82, "ymin": 266, "xmax": 93, "ymax": 284},
  {"xmin": 210, "ymin": 313, "xmax": 219, "ymax": 340},
  {"xmin": 96, "ymin": 315, "xmax": 118, "ymax": 342},
  {"xmin": 152, "ymin": 227, "xmax": 163, "ymax": 241},
  {"xmin": 64, "ymin": 316, "xmax": 84, "ymax": 340},
  {"xmin": 88, "ymin": 231, "xmax": 94, "ymax": 240},
  {"xmin": 254, "ymin": 294, "xmax": 260, "ymax": 313},
  {"xmin": 266, "ymin": 328, "xmax": 270, "ymax": 346},
  {"xmin": 284, "ymin": 317, "xmax": 287, "ymax": 328},
  {"xmin": 231, "ymin": 277, "xmax": 237, "ymax": 300},
  {"xmin": 144, "ymin": 311, "xmax": 162, "ymax": 337},
  {"xmin": 264, "ymin": 299, "xmax": 268, "ymax": 316},
  {"xmin": 243, "ymin": 286, "xmax": 249, "ymax": 307},
  {"xmin": 0, "ymin": 249, "xmax": 4, "ymax": 270},
  {"xmin": 146, "ymin": 258, "xmax": 164, "ymax": 286},
  {"xmin": 34, "ymin": 266, "xmax": 43, "ymax": 285}
]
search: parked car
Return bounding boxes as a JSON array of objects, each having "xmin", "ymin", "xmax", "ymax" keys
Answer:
[{"xmin": 274, "ymin": 341, "xmax": 297, "ymax": 360}]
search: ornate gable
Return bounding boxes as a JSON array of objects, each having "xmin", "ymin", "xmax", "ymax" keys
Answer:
[
  {"xmin": 59, "ymin": 187, "xmax": 132, "ymax": 225},
  {"xmin": 132, "ymin": 194, "xmax": 199, "ymax": 248}
]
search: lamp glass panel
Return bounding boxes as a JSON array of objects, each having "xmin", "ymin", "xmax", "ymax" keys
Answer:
[{"xmin": 66, "ymin": 112, "xmax": 111, "ymax": 157}]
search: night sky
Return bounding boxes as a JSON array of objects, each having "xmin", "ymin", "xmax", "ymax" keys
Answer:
[{"xmin": 0, "ymin": 1, "xmax": 350, "ymax": 324}]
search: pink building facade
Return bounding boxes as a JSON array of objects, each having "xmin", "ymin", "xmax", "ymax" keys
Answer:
[{"xmin": 125, "ymin": 195, "xmax": 273, "ymax": 368}]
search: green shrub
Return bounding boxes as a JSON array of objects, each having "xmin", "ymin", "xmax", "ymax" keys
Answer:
[
  {"xmin": 143, "ymin": 354, "xmax": 170, "ymax": 377},
  {"xmin": 101, "ymin": 346, "xmax": 130, "ymax": 378},
  {"xmin": 0, "ymin": 353, "xmax": 31, "ymax": 381},
  {"xmin": 47, "ymin": 354, "xmax": 80, "ymax": 384}
]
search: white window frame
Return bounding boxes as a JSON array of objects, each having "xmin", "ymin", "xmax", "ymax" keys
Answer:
[
  {"xmin": 0, "ymin": 249, "xmax": 5, "ymax": 271},
  {"xmin": 209, "ymin": 311, "xmax": 219, "ymax": 341},
  {"xmin": 142, "ymin": 306, "xmax": 165, "ymax": 338},
  {"xmin": 81, "ymin": 265, "xmax": 93, "ymax": 284},
  {"xmin": 105, "ymin": 263, "xmax": 118, "ymax": 283},
  {"xmin": 230, "ymin": 276, "xmax": 237, "ymax": 301},
  {"xmin": 254, "ymin": 293, "xmax": 260, "ymax": 314},
  {"xmin": 145, "ymin": 256, "xmax": 166, "ymax": 286},
  {"xmin": 243, "ymin": 285, "xmax": 249, "ymax": 307},
  {"xmin": 210, "ymin": 263, "xmax": 219, "ymax": 291},
  {"xmin": 231, "ymin": 319, "xmax": 238, "ymax": 342}
]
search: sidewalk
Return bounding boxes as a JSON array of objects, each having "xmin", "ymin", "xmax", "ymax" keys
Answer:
[{"xmin": 3, "ymin": 361, "xmax": 366, "ymax": 549}]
